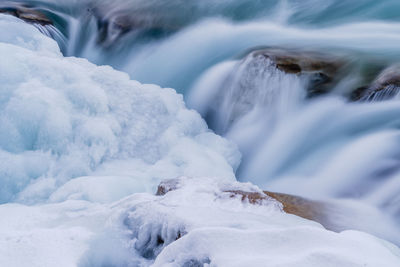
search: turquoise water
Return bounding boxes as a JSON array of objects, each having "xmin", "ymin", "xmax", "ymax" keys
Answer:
[{"xmin": 6, "ymin": 0, "xmax": 400, "ymax": 93}]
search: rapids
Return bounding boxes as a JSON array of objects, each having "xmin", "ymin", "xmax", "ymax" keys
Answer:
[{"xmin": 3, "ymin": 0, "xmax": 400, "ymax": 244}]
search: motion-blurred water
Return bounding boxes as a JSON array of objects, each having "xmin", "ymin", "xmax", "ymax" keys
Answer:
[{"xmin": 4, "ymin": 0, "xmax": 400, "ymax": 241}]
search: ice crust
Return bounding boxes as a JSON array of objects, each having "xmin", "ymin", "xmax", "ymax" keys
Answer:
[{"xmin": 0, "ymin": 14, "xmax": 399, "ymax": 267}]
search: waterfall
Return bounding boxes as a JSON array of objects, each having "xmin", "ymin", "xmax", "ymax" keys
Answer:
[
  {"xmin": 188, "ymin": 50, "xmax": 400, "ymax": 218},
  {"xmin": 33, "ymin": 23, "xmax": 67, "ymax": 51},
  {"xmin": 190, "ymin": 54, "xmax": 308, "ymax": 134}
]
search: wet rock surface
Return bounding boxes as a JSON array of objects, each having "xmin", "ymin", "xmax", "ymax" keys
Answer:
[
  {"xmin": 253, "ymin": 48, "xmax": 345, "ymax": 97},
  {"xmin": 0, "ymin": 4, "xmax": 52, "ymax": 25},
  {"xmin": 355, "ymin": 65, "xmax": 400, "ymax": 101},
  {"xmin": 198, "ymin": 47, "xmax": 349, "ymax": 134},
  {"xmin": 90, "ymin": 6, "xmax": 180, "ymax": 47}
]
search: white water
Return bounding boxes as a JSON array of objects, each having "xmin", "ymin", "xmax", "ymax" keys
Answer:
[{"xmin": 189, "ymin": 50, "xmax": 400, "ymax": 223}]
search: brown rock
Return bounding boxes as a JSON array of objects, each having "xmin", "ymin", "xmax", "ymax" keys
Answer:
[
  {"xmin": 224, "ymin": 190, "xmax": 271, "ymax": 205},
  {"xmin": 253, "ymin": 48, "xmax": 345, "ymax": 96},
  {"xmin": 16, "ymin": 8, "xmax": 52, "ymax": 25},
  {"xmin": 255, "ymin": 48, "xmax": 340, "ymax": 75},
  {"xmin": 156, "ymin": 179, "xmax": 182, "ymax": 196},
  {"xmin": 0, "ymin": 6, "xmax": 52, "ymax": 26},
  {"xmin": 225, "ymin": 189, "xmax": 327, "ymax": 228},
  {"xmin": 263, "ymin": 191, "xmax": 326, "ymax": 225},
  {"xmin": 156, "ymin": 179, "xmax": 332, "ymax": 230}
]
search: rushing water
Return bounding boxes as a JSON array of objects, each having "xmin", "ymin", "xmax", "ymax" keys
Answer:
[{"xmin": 3, "ymin": 0, "xmax": 400, "ymax": 242}]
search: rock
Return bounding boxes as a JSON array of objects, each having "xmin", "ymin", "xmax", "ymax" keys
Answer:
[
  {"xmin": 198, "ymin": 47, "xmax": 347, "ymax": 134},
  {"xmin": 253, "ymin": 48, "xmax": 344, "ymax": 97},
  {"xmin": 356, "ymin": 65, "xmax": 400, "ymax": 101},
  {"xmin": 90, "ymin": 6, "xmax": 180, "ymax": 47},
  {"xmin": 182, "ymin": 259, "xmax": 211, "ymax": 267},
  {"xmin": 16, "ymin": 8, "xmax": 52, "ymax": 25},
  {"xmin": 263, "ymin": 191, "xmax": 326, "ymax": 225},
  {"xmin": 156, "ymin": 179, "xmax": 331, "ymax": 230},
  {"xmin": 140, "ymin": 178, "xmax": 400, "ymax": 266},
  {"xmin": 156, "ymin": 179, "xmax": 182, "ymax": 196},
  {"xmin": 224, "ymin": 190, "xmax": 271, "ymax": 205},
  {"xmin": 0, "ymin": 5, "xmax": 52, "ymax": 26},
  {"xmin": 226, "ymin": 189, "xmax": 329, "ymax": 229}
]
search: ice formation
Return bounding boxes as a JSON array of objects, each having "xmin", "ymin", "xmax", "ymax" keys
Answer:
[
  {"xmin": 0, "ymin": 13, "xmax": 399, "ymax": 267},
  {"xmin": 0, "ymin": 14, "xmax": 239, "ymax": 204}
]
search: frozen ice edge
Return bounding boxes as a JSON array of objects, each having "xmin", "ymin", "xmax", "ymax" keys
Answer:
[{"xmin": 0, "ymin": 14, "xmax": 399, "ymax": 267}]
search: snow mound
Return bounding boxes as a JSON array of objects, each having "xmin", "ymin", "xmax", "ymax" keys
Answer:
[
  {"xmin": 116, "ymin": 177, "xmax": 400, "ymax": 267},
  {"xmin": 0, "ymin": 14, "xmax": 240, "ymax": 204}
]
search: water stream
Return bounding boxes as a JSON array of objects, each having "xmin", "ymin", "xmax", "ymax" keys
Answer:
[{"xmin": 3, "ymin": 0, "xmax": 400, "ymax": 243}]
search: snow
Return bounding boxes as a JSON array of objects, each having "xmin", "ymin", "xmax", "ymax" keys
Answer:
[
  {"xmin": 0, "ymin": 14, "xmax": 60, "ymax": 55},
  {"xmin": 2, "ymin": 176, "xmax": 400, "ymax": 266},
  {"xmin": 154, "ymin": 228, "xmax": 400, "ymax": 267},
  {"xmin": 0, "ymin": 201, "xmax": 97, "ymax": 267},
  {"xmin": 0, "ymin": 13, "xmax": 399, "ymax": 267}
]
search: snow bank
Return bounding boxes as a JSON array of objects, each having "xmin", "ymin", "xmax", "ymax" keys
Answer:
[
  {"xmin": 2, "ymin": 176, "xmax": 400, "ymax": 267},
  {"xmin": 0, "ymin": 14, "xmax": 240, "ymax": 204}
]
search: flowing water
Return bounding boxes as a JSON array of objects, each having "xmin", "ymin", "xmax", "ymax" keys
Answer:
[{"xmin": 3, "ymin": 0, "xmax": 400, "ymax": 242}]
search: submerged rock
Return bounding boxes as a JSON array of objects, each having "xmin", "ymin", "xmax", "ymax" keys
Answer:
[
  {"xmin": 90, "ymin": 6, "xmax": 181, "ymax": 47},
  {"xmin": 355, "ymin": 65, "xmax": 400, "ymax": 101},
  {"xmin": 192, "ymin": 47, "xmax": 346, "ymax": 134},
  {"xmin": 253, "ymin": 48, "xmax": 344, "ymax": 97}
]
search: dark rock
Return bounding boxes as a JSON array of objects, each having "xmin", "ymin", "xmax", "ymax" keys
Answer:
[
  {"xmin": 203, "ymin": 48, "xmax": 346, "ymax": 134},
  {"xmin": 350, "ymin": 86, "xmax": 369, "ymax": 101},
  {"xmin": 182, "ymin": 258, "xmax": 211, "ymax": 267},
  {"xmin": 156, "ymin": 179, "xmax": 181, "ymax": 196},
  {"xmin": 356, "ymin": 65, "xmax": 400, "ymax": 101},
  {"xmin": 253, "ymin": 48, "xmax": 344, "ymax": 96},
  {"xmin": 16, "ymin": 8, "xmax": 52, "ymax": 25},
  {"xmin": 0, "ymin": 5, "xmax": 52, "ymax": 26},
  {"xmin": 90, "ymin": 6, "xmax": 180, "ymax": 47}
]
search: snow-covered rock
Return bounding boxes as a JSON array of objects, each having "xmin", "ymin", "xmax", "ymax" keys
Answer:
[
  {"xmin": 2, "ymin": 176, "xmax": 400, "ymax": 267},
  {"xmin": 119, "ymin": 177, "xmax": 400, "ymax": 267}
]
